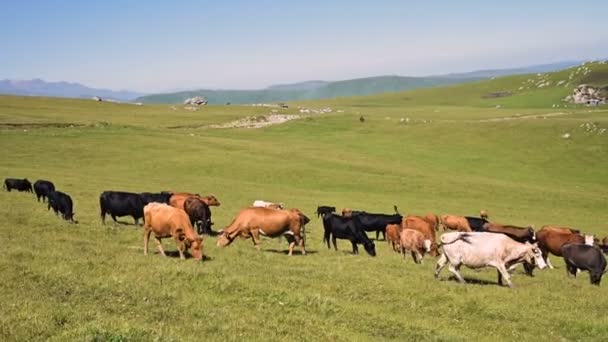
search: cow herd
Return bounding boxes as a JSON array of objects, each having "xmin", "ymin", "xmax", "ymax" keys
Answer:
[{"xmin": 4, "ymin": 176, "xmax": 608, "ymax": 287}]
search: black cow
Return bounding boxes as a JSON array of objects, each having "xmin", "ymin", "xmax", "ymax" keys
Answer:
[
  {"xmin": 183, "ymin": 197, "xmax": 212, "ymax": 235},
  {"xmin": 316, "ymin": 205, "xmax": 336, "ymax": 218},
  {"xmin": 140, "ymin": 191, "xmax": 172, "ymax": 205},
  {"xmin": 562, "ymin": 244, "xmax": 607, "ymax": 285},
  {"xmin": 100, "ymin": 191, "xmax": 145, "ymax": 225},
  {"xmin": 351, "ymin": 212, "xmax": 403, "ymax": 240},
  {"xmin": 465, "ymin": 216, "xmax": 490, "ymax": 232},
  {"xmin": 322, "ymin": 214, "xmax": 376, "ymax": 256},
  {"xmin": 48, "ymin": 191, "xmax": 75, "ymax": 222},
  {"xmin": 34, "ymin": 180, "xmax": 55, "ymax": 202},
  {"xmin": 4, "ymin": 178, "xmax": 33, "ymax": 192}
]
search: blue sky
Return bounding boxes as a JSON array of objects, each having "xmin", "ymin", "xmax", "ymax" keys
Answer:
[{"xmin": 1, "ymin": 0, "xmax": 607, "ymax": 92}]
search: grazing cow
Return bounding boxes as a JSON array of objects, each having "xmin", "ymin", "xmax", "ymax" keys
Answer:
[
  {"xmin": 47, "ymin": 191, "xmax": 75, "ymax": 222},
  {"xmin": 435, "ymin": 232, "xmax": 547, "ymax": 287},
  {"xmin": 480, "ymin": 209, "xmax": 489, "ymax": 220},
  {"xmin": 170, "ymin": 193, "xmax": 220, "ymax": 210},
  {"xmin": 33, "ymin": 180, "xmax": 55, "ymax": 202},
  {"xmin": 99, "ymin": 191, "xmax": 145, "ymax": 225},
  {"xmin": 351, "ymin": 211, "xmax": 402, "ymax": 241},
  {"xmin": 252, "ymin": 200, "xmax": 283, "ymax": 209},
  {"xmin": 140, "ymin": 191, "xmax": 172, "ymax": 205},
  {"xmin": 402, "ymin": 215, "xmax": 438, "ymax": 256},
  {"xmin": 465, "ymin": 216, "xmax": 490, "ymax": 232},
  {"xmin": 385, "ymin": 223, "xmax": 402, "ymax": 252},
  {"xmin": 536, "ymin": 226, "xmax": 594, "ymax": 269},
  {"xmin": 562, "ymin": 244, "xmax": 607, "ymax": 285},
  {"xmin": 483, "ymin": 223, "xmax": 536, "ymax": 243},
  {"xmin": 400, "ymin": 229, "xmax": 431, "ymax": 264},
  {"xmin": 143, "ymin": 203, "xmax": 203, "ymax": 260},
  {"xmin": 439, "ymin": 215, "xmax": 472, "ymax": 232},
  {"xmin": 4, "ymin": 178, "xmax": 33, "ymax": 192},
  {"xmin": 321, "ymin": 213, "xmax": 376, "ymax": 256},
  {"xmin": 183, "ymin": 197, "xmax": 212, "ymax": 235},
  {"xmin": 217, "ymin": 207, "xmax": 309, "ymax": 256},
  {"xmin": 316, "ymin": 205, "xmax": 336, "ymax": 218}
]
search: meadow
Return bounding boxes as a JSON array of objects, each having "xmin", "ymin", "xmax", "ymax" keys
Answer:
[{"xmin": 1, "ymin": 63, "xmax": 607, "ymax": 341}]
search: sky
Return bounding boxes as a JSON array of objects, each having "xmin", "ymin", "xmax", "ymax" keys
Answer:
[{"xmin": 1, "ymin": 0, "xmax": 607, "ymax": 93}]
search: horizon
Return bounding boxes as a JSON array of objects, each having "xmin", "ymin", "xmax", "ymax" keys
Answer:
[{"xmin": 1, "ymin": 1, "xmax": 608, "ymax": 93}]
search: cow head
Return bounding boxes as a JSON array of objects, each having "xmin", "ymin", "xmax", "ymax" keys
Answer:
[
  {"xmin": 526, "ymin": 243, "xmax": 547, "ymax": 269},
  {"xmin": 364, "ymin": 241, "xmax": 376, "ymax": 257},
  {"xmin": 342, "ymin": 208, "xmax": 353, "ymax": 217},
  {"xmin": 204, "ymin": 194, "xmax": 221, "ymax": 206},
  {"xmin": 584, "ymin": 234, "xmax": 594, "ymax": 246},
  {"xmin": 177, "ymin": 229, "xmax": 204, "ymax": 260}
]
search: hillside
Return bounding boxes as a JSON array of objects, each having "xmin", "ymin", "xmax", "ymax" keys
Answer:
[{"xmin": 136, "ymin": 75, "xmax": 481, "ymax": 104}]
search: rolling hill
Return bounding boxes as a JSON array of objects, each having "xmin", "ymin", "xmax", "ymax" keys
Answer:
[{"xmin": 0, "ymin": 79, "xmax": 144, "ymax": 101}]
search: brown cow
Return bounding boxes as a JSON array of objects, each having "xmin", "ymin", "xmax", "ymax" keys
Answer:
[
  {"xmin": 342, "ymin": 208, "xmax": 353, "ymax": 217},
  {"xmin": 385, "ymin": 223, "xmax": 402, "ymax": 252},
  {"xmin": 143, "ymin": 203, "xmax": 203, "ymax": 261},
  {"xmin": 183, "ymin": 197, "xmax": 212, "ymax": 235},
  {"xmin": 170, "ymin": 192, "xmax": 220, "ymax": 209},
  {"xmin": 424, "ymin": 213, "xmax": 441, "ymax": 231},
  {"xmin": 402, "ymin": 215, "xmax": 438, "ymax": 256},
  {"xmin": 399, "ymin": 229, "xmax": 432, "ymax": 263},
  {"xmin": 480, "ymin": 209, "xmax": 489, "ymax": 220},
  {"xmin": 536, "ymin": 226, "xmax": 594, "ymax": 269},
  {"xmin": 217, "ymin": 207, "xmax": 309, "ymax": 256},
  {"xmin": 439, "ymin": 215, "xmax": 472, "ymax": 232},
  {"xmin": 483, "ymin": 223, "xmax": 536, "ymax": 243}
]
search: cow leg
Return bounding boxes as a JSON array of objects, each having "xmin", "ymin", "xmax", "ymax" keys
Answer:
[
  {"xmin": 143, "ymin": 229, "xmax": 151, "ymax": 256},
  {"xmin": 155, "ymin": 236, "xmax": 167, "ymax": 257},
  {"xmin": 332, "ymin": 236, "xmax": 338, "ymax": 251},
  {"xmin": 495, "ymin": 264, "xmax": 512, "ymax": 287},
  {"xmin": 134, "ymin": 217, "xmax": 140, "ymax": 226},
  {"xmin": 410, "ymin": 251, "xmax": 418, "ymax": 263},
  {"xmin": 250, "ymin": 230, "xmax": 261, "ymax": 251},
  {"xmin": 448, "ymin": 264, "xmax": 465, "ymax": 283},
  {"xmin": 416, "ymin": 251, "xmax": 424, "ymax": 264},
  {"xmin": 351, "ymin": 241, "xmax": 359, "ymax": 255},
  {"xmin": 296, "ymin": 235, "xmax": 306, "ymax": 256},
  {"xmin": 543, "ymin": 251, "xmax": 554, "ymax": 269},
  {"xmin": 101, "ymin": 210, "xmax": 106, "ymax": 224},
  {"xmin": 565, "ymin": 261, "xmax": 577, "ymax": 278},
  {"xmin": 523, "ymin": 262, "xmax": 535, "ymax": 277},
  {"xmin": 434, "ymin": 253, "xmax": 448, "ymax": 278},
  {"xmin": 324, "ymin": 230, "xmax": 331, "ymax": 249},
  {"xmin": 111, "ymin": 214, "xmax": 117, "ymax": 224}
]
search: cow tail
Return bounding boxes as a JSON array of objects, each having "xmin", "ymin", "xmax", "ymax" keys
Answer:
[{"xmin": 440, "ymin": 233, "xmax": 471, "ymax": 246}]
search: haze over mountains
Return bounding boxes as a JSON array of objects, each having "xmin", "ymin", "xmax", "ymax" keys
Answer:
[{"xmin": 0, "ymin": 60, "xmax": 592, "ymax": 103}]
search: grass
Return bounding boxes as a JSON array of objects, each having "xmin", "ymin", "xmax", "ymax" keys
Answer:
[{"xmin": 1, "ymin": 66, "xmax": 608, "ymax": 341}]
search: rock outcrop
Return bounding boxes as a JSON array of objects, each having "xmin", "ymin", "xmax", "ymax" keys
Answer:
[
  {"xmin": 565, "ymin": 85, "xmax": 606, "ymax": 105},
  {"xmin": 183, "ymin": 96, "xmax": 208, "ymax": 106}
]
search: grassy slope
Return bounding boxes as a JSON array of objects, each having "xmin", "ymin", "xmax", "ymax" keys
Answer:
[{"xmin": 1, "ymin": 64, "xmax": 607, "ymax": 341}]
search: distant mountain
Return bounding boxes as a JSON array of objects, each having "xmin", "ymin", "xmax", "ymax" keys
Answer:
[
  {"xmin": 0, "ymin": 79, "xmax": 144, "ymax": 101},
  {"xmin": 137, "ymin": 75, "xmax": 481, "ymax": 105},
  {"xmin": 436, "ymin": 61, "xmax": 584, "ymax": 79},
  {"xmin": 138, "ymin": 60, "xmax": 591, "ymax": 105}
]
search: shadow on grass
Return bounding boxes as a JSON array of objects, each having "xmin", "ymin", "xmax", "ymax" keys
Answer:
[
  {"xmin": 154, "ymin": 250, "xmax": 213, "ymax": 261},
  {"xmin": 439, "ymin": 275, "xmax": 501, "ymax": 286},
  {"xmin": 264, "ymin": 248, "xmax": 317, "ymax": 255}
]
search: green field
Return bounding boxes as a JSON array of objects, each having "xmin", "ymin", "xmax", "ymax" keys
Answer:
[{"xmin": 1, "ymin": 63, "xmax": 607, "ymax": 341}]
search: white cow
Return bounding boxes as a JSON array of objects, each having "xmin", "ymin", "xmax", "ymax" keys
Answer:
[
  {"xmin": 435, "ymin": 232, "xmax": 547, "ymax": 287},
  {"xmin": 252, "ymin": 200, "xmax": 283, "ymax": 209}
]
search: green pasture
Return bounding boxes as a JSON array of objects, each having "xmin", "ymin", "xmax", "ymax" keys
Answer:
[{"xmin": 1, "ymin": 65, "xmax": 607, "ymax": 341}]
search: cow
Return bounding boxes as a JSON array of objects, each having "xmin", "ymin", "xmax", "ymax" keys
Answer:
[
  {"xmin": 33, "ymin": 180, "xmax": 55, "ymax": 202},
  {"xmin": 435, "ymin": 232, "xmax": 547, "ymax": 287},
  {"xmin": 562, "ymin": 244, "xmax": 607, "ymax": 285},
  {"xmin": 316, "ymin": 205, "xmax": 336, "ymax": 218},
  {"xmin": 4, "ymin": 178, "xmax": 32, "ymax": 192},
  {"xmin": 424, "ymin": 213, "xmax": 441, "ymax": 231},
  {"xmin": 321, "ymin": 213, "xmax": 376, "ymax": 256},
  {"xmin": 183, "ymin": 196, "xmax": 212, "ymax": 235},
  {"xmin": 169, "ymin": 192, "xmax": 220, "ymax": 210},
  {"xmin": 400, "ymin": 229, "xmax": 431, "ymax": 264},
  {"xmin": 140, "ymin": 191, "xmax": 172, "ymax": 205},
  {"xmin": 402, "ymin": 215, "xmax": 438, "ymax": 256},
  {"xmin": 252, "ymin": 200, "xmax": 283, "ymax": 209},
  {"xmin": 351, "ymin": 211, "xmax": 402, "ymax": 241},
  {"xmin": 483, "ymin": 223, "xmax": 536, "ymax": 243},
  {"xmin": 439, "ymin": 215, "xmax": 472, "ymax": 232},
  {"xmin": 47, "ymin": 191, "xmax": 75, "ymax": 222},
  {"xmin": 99, "ymin": 191, "xmax": 145, "ymax": 225},
  {"xmin": 385, "ymin": 223, "xmax": 402, "ymax": 252},
  {"xmin": 465, "ymin": 216, "xmax": 490, "ymax": 232},
  {"xmin": 536, "ymin": 226, "xmax": 594, "ymax": 269},
  {"xmin": 480, "ymin": 209, "xmax": 489, "ymax": 220},
  {"xmin": 143, "ymin": 203, "xmax": 203, "ymax": 261},
  {"xmin": 217, "ymin": 207, "xmax": 309, "ymax": 256}
]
